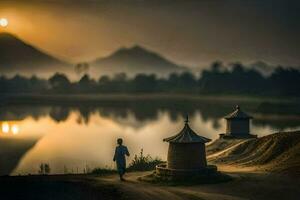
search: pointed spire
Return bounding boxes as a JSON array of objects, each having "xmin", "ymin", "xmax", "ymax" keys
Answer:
[
  {"xmin": 184, "ymin": 115, "xmax": 189, "ymax": 124},
  {"xmin": 163, "ymin": 115, "xmax": 211, "ymax": 143},
  {"xmin": 224, "ymin": 105, "xmax": 253, "ymax": 119}
]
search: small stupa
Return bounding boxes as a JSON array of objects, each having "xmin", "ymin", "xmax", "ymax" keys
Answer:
[
  {"xmin": 219, "ymin": 105, "xmax": 257, "ymax": 139},
  {"xmin": 156, "ymin": 116, "xmax": 218, "ymax": 179}
]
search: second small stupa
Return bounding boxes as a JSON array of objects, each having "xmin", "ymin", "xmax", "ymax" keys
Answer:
[{"xmin": 219, "ymin": 105, "xmax": 257, "ymax": 139}]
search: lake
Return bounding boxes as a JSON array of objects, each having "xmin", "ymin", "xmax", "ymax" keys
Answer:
[{"xmin": 1, "ymin": 98, "xmax": 300, "ymax": 175}]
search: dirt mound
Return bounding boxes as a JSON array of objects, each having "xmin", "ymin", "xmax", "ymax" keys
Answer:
[
  {"xmin": 206, "ymin": 138, "xmax": 245, "ymax": 156},
  {"xmin": 209, "ymin": 131, "xmax": 300, "ymax": 175}
]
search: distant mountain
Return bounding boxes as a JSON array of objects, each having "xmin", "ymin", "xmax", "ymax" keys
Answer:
[
  {"xmin": 0, "ymin": 32, "xmax": 71, "ymax": 77},
  {"xmin": 92, "ymin": 45, "xmax": 188, "ymax": 76}
]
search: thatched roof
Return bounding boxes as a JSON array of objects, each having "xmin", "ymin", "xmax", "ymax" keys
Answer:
[
  {"xmin": 224, "ymin": 105, "xmax": 253, "ymax": 119},
  {"xmin": 163, "ymin": 116, "xmax": 211, "ymax": 143}
]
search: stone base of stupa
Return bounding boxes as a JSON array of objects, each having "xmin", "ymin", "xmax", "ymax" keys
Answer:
[
  {"xmin": 137, "ymin": 163, "xmax": 231, "ymax": 184},
  {"xmin": 155, "ymin": 164, "xmax": 218, "ymax": 180},
  {"xmin": 219, "ymin": 133, "xmax": 257, "ymax": 139}
]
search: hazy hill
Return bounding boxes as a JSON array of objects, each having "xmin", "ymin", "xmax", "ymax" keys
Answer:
[
  {"xmin": 0, "ymin": 33, "xmax": 71, "ymax": 77},
  {"xmin": 92, "ymin": 45, "xmax": 187, "ymax": 77}
]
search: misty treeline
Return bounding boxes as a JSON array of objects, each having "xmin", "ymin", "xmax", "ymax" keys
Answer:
[{"xmin": 0, "ymin": 62, "xmax": 299, "ymax": 96}]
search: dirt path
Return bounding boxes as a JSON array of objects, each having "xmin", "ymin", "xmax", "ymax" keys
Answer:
[
  {"xmin": 96, "ymin": 172, "xmax": 247, "ymax": 200},
  {"xmin": 91, "ymin": 134, "xmax": 300, "ymax": 200},
  {"xmin": 93, "ymin": 168, "xmax": 300, "ymax": 200},
  {"xmin": 99, "ymin": 173, "xmax": 184, "ymax": 200}
]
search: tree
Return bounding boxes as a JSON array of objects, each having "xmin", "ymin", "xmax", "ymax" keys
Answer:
[
  {"xmin": 98, "ymin": 75, "xmax": 111, "ymax": 92},
  {"xmin": 98, "ymin": 75, "xmax": 110, "ymax": 85},
  {"xmin": 133, "ymin": 74, "xmax": 157, "ymax": 92},
  {"xmin": 231, "ymin": 62, "xmax": 245, "ymax": 74},
  {"xmin": 44, "ymin": 163, "xmax": 51, "ymax": 174},
  {"xmin": 113, "ymin": 73, "xmax": 127, "ymax": 82},
  {"xmin": 179, "ymin": 72, "xmax": 197, "ymax": 89},
  {"xmin": 39, "ymin": 163, "xmax": 44, "ymax": 174},
  {"xmin": 29, "ymin": 75, "xmax": 48, "ymax": 92},
  {"xmin": 269, "ymin": 67, "xmax": 300, "ymax": 95},
  {"xmin": 48, "ymin": 73, "xmax": 71, "ymax": 92},
  {"xmin": 210, "ymin": 61, "xmax": 223, "ymax": 73},
  {"xmin": 77, "ymin": 74, "xmax": 96, "ymax": 93},
  {"xmin": 39, "ymin": 163, "xmax": 51, "ymax": 175}
]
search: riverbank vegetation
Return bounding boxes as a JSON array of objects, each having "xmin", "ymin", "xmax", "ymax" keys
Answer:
[
  {"xmin": 1, "ymin": 62, "xmax": 300, "ymax": 97},
  {"xmin": 91, "ymin": 149, "xmax": 163, "ymax": 175},
  {"xmin": 127, "ymin": 149, "xmax": 163, "ymax": 172}
]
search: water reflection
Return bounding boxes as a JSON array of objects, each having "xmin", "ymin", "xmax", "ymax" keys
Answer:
[
  {"xmin": 0, "ymin": 100, "xmax": 299, "ymax": 175},
  {"xmin": 1, "ymin": 101, "xmax": 300, "ymax": 130},
  {"xmin": 1, "ymin": 121, "xmax": 20, "ymax": 135}
]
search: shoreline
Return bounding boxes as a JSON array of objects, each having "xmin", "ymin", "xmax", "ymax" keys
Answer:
[{"xmin": 1, "ymin": 93, "xmax": 299, "ymax": 105}]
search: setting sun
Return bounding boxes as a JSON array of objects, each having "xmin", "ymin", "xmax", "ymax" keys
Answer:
[{"xmin": 0, "ymin": 18, "xmax": 8, "ymax": 27}]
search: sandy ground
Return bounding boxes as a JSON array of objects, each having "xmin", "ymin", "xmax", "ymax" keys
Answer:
[
  {"xmin": 1, "ymin": 132, "xmax": 299, "ymax": 200},
  {"xmin": 92, "ymin": 166, "xmax": 300, "ymax": 200},
  {"xmin": 1, "ymin": 165, "xmax": 299, "ymax": 200},
  {"xmin": 207, "ymin": 140, "xmax": 247, "ymax": 159}
]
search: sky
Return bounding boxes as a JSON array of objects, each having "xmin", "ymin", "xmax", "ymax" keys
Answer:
[{"xmin": 0, "ymin": 0, "xmax": 299, "ymax": 68}]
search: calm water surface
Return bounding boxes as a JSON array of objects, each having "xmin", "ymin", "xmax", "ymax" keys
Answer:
[{"xmin": 0, "ymin": 100, "xmax": 299, "ymax": 175}]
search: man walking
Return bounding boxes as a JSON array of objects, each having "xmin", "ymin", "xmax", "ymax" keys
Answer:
[{"xmin": 113, "ymin": 138, "xmax": 130, "ymax": 181}]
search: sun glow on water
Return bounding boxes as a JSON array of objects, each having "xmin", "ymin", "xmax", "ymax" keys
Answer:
[
  {"xmin": 1, "ymin": 122, "xmax": 20, "ymax": 135},
  {"xmin": 2, "ymin": 122, "xmax": 10, "ymax": 133},
  {"xmin": 11, "ymin": 124, "xmax": 20, "ymax": 135}
]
